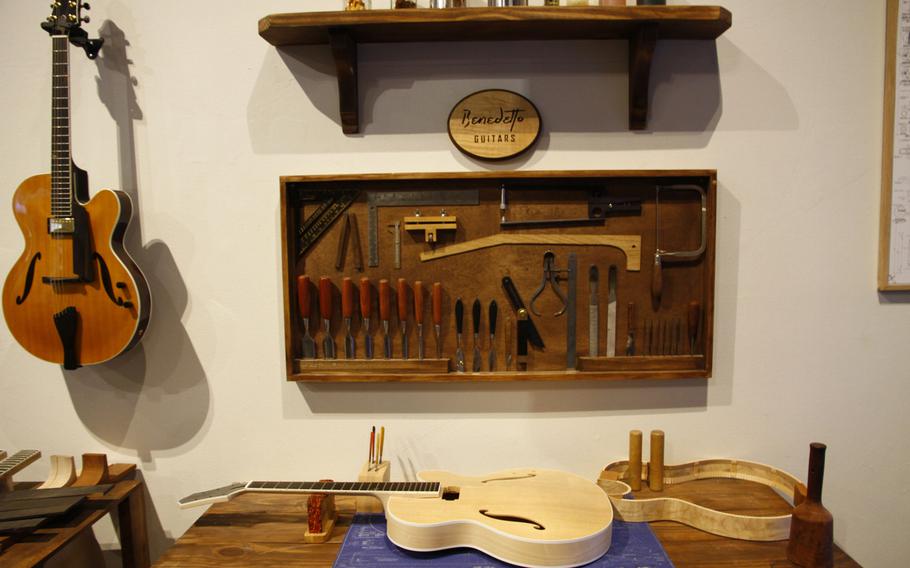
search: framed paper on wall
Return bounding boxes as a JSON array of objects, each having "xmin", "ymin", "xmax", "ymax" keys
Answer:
[{"xmin": 880, "ymin": 0, "xmax": 910, "ymax": 290}]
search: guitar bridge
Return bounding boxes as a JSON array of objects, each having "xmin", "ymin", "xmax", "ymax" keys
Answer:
[{"xmin": 48, "ymin": 217, "xmax": 75, "ymax": 234}]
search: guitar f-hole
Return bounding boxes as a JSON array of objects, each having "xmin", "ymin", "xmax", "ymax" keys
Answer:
[
  {"xmin": 478, "ymin": 510, "xmax": 545, "ymax": 531},
  {"xmin": 15, "ymin": 253, "xmax": 41, "ymax": 305}
]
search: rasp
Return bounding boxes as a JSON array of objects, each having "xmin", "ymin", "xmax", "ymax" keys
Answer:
[
  {"xmin": 414, "ymin": 280, "xmax": 425, "ymax": 360},
  {"xmin": 398, "ymin": 278, "xmax": 409, "ymax": 360},
  {"xmin": 319, "ymin": 277, "xmax": 336, "ymax": 359},
  {"xmin": 455, "ymin": 298, "xmax": 465, "ymax": 372},
  {"xmin": 588, "ymin": 265, "xmax": 599, "ymax": 357},
  {"xmin": 472, "ymin": 299, "xmax": 482, "ymax": 372},
  {"xmin": 296, "ymin": 275, "xmax": 316, "ymax": 359},
  {"xmin": 379, "ymin": 279, "xmax": 392, "ymax": 359},
  {"xmin": 606, "ymin": 265, "xmax": 617, "ymax": 357},
  {"xmin": 360, "ymin": 277, "xmax": 373, "ymax": 359},
  {"xmin": 342, "ymin": 277, "xmax": 356, "ymax": 359},
  {"xmin": 488, "ymin": 300, "xmax": 498, "ymax": 371},
  {"xmin": 625, "ymin": 301, "xmax": 636, "ymax": 356}
]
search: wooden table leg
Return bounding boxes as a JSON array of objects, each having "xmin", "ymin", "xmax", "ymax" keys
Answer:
[{"xmin": 117, "ymin": 485, "xmax": 150, "ymax": 568}]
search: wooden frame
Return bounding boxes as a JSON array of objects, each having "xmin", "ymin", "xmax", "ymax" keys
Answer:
[
  {"xmin": 880, "ymin": 0, "xmax": 910, "ymax": 290},
  {"xmin": 280, "ymin": 170, "xmax": 716, "ymax": 383}
]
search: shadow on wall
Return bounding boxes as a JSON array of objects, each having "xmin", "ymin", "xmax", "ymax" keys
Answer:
[
  {"xmin": 247, "ymin": 35, "xmax": 796, "ymax": 154},
  {"xmin": 61, "ymin": 21, "xmax": 211, "ymax": 465}
]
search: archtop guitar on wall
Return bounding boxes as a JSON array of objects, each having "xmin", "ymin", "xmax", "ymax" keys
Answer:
[
  {"xmin": 180, "ymin": 468, "xmax": 614, "ymax": 568},
  {"xmin": 2, "ymin": 2, "xmax": 150, "ymax": 370}
]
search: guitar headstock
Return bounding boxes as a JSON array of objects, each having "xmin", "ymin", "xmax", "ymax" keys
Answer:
[
  {"xmin": 179, "ymin": 482, "xmax": 249, "ymax": 509},
  {"xmin": 41, "ymin": 0, "xmax": 90, "ymax": 36}
]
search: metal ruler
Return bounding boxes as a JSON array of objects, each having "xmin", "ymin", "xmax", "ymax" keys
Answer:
[
  {"xmin": 566, "ymin": 253, "xmax": 578, "ymax": 370},
  {"xmin": 366, "ymin": 190, "xmax": 480, "ymax": 267},
  {"xmin": 295, "ymin": 190, "xmax": 359, "ymax": 258}
]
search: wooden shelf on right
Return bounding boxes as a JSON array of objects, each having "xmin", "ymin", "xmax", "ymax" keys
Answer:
[{"xmin": 258, "ymin": 6, "xmax": 733, "ymax": 134}]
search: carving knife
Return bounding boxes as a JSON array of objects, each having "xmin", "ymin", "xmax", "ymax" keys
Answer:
[
  {"xmin": 472, "ymin": 298, "xmax": 482, "ymax": 372},
  {"xmin": 319, "ymin": 277, "xmax": 336, "ymax": 359},
  {"xmin": 342, "ymin": 277, "xmax": 356, "ymax": 359},
  {"xmin": 688, "ymin": 301, "xmax": 701, "ymax": 355},
  {"xmin": 380, "ymin": 279, "xmax": 392, "ymax": 359},
  {"xmin": 501, "ymin": 276, "xmax": 544, "ymax": 349},
  {"xmin": 433, "ymin": 282, "xmax": 443, "ymax": 359},
  {"xmin": 398, "ymin": 278, "xmax": 409, "ymax": 360},
  {"xmin": 606, "ymin": 265, "xmax": 617, "ymax": 357},
  {"xmin": 360, "ymin": 277, "xmax": 373, "ymax": 359},
  {"xmin": 296, "ymin": 275, "xmax": 317, "ymax": 359},
  {"xmin": 488, "ymin": 300, "xmax": 498, "ymax": 371},
  {"xmin": 455, "ymin": 298, "xmax": 465, "ymax": 372},
  {"xmin": 414, "ymin": 280, "xmax": 425, "ymax": 360},
  {"xmin": 625, "ymin": 301, "xmax": 636, "ymax": 356},
  {"xmin": 588, "ymin": 265, "xmax": 599, "ymax": 357}
]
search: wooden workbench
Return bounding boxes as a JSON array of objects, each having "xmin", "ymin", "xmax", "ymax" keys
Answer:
[
  {"xmin": 155, "ymin": 478, "xmax": 861, "ymax": 567},
  {"xmin": 0, "ymin": 479, "xmax": 149, "ymax": 568}
]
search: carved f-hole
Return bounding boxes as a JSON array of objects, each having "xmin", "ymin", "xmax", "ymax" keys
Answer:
[
  {"xmin": 15, "ymin": 253, "xmax": 42, "ymax": 305},
  {"xmin": 93, "ymin": 253, "xmax": 126, "ymax": 307},
  {"xmin": 479, "ymin": 510, "xmax": 545, "ymax": 531}
]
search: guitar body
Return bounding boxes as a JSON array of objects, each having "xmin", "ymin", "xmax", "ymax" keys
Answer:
[
  {"xmin": 2, "ymin": 170, "xmax": 150, "ymax": 368},
  {"xmin": 385, "ymin": 469, "xmax": 614, "ymax": 568}
]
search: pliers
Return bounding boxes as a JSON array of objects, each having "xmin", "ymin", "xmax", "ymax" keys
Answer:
[{"xmin": 530, "ymin": 251, "xmax": 567, "ymax": 317}]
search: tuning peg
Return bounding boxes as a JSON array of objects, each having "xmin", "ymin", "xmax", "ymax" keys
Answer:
[
  {"xmin": 81, "ymin": 15, "xmax": 90, "ymax": 23},
  {"xmin": 82, "ymin": 2, "xmax": 91, "ymax": 9}
]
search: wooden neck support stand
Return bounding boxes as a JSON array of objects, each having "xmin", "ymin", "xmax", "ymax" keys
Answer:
[
  {"xmin": 356, "ymin": 460, "xmax": 390, "ymax": 514},
  {"xmin": 304, "ymin": 480, "xmax": 337, "ymax": 544}
]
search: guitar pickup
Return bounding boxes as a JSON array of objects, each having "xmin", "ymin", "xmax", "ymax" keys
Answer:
[{"xmin": 48, "ymin": 217, "xmax": 75, "ymax": 234}]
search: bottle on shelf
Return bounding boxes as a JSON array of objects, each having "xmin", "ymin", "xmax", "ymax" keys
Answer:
[{"xmin": 344, "ymin": 0, "xmax": 370, "ymax": 10}]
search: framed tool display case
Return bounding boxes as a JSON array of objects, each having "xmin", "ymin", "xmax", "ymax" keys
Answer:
[{"xmin": 280, "ymin": 170, "xmax": 716, "ymax": 382}]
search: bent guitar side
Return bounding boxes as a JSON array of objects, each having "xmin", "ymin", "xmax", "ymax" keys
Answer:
[{"xmin": 2, "ymin": 173, "xmax": 150, "ymax": 367}]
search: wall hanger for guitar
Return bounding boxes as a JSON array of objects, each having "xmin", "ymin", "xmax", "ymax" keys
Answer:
[{"xmin": 41, "ymin": 3, "xmax": 103, "ymax": 59}]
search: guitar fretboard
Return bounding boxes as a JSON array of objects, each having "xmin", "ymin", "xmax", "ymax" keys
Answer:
[
  {"xmin": 51, "ymin": 35, "xmax": 72, "ymax": 217},
  {"xmin": 248, "ymin": 480, "xmax": 440, "ymax": 495},
  {"xmin": 0, "ymin": 450, "xmax": 41, "ymax": 479}
]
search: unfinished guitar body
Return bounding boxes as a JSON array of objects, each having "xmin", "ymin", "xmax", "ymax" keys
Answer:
[{"xmin": 385, "ymin": 469, "xmax": 614, "ymax": 568}]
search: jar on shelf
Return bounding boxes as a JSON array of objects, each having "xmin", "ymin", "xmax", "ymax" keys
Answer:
[
  {"xmin": 566, "ymin": 0, "xmax": 591, "ymax": 5},
  {"xmin": 600, "ymin": 0, "xmax": 627, "ymax": 5},
  {"xmin": 430, "ymin": 0, "xmax": 466, "ymax": 7},
  {"xmin": 344, "ymin": 0, "xmax": 370, "ymax": 10},
  {"xmin": 394, "ymin": 0, "xmax": 417, "ymax": 8},
  {"xmin": 488, "ymin": 0, "xmax": 528, "ymax": 6},
  {"xmin": 544, "ymin": 0, "xmax": 559, "ymax": 5}
]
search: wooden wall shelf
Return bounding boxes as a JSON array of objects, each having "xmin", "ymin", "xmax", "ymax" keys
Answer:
[{"xmin": 258, "ymin": 6, "xmax": 732, "ymax": 134}]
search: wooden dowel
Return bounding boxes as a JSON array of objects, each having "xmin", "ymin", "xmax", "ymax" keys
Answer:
[
  {"xmin": 649, "ymin": 430, "xmax": 664, "ymax": 491},
  {"xmin": 629, "ymin": 430, "xmax": 642, "ymax": 491}
]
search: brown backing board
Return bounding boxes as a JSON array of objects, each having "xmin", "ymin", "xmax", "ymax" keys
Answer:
[{"xmin": 280, "ymin": 170, "xmax": 716, "ymax": 382}]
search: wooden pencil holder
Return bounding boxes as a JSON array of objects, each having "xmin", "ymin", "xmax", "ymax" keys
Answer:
[
  {"xmin": 304, "ymin": 483, "xmax": 337, "ymax": 544},
  {"xmin": 356, "ymin": 460, "xmax": 390, "ymax": 514}
]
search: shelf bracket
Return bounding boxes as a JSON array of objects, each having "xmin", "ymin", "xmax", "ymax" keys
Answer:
[
  {"xmin": 629, "ymin": 24, "xmax": 658, "ymax": 131},
  {"xmin": 328, "ymin": 29, "xmax": 360, "ymax": 135}
]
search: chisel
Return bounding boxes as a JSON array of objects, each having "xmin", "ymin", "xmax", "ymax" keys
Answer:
[
  {"xmin": 588, "ymin": 265, "xmax": 599, "ymax": 357},
  {"xmin": 505, "ymin": 315, "xmax": 512, "ymax": 371},
  {"xmin": 488, "ymin": 300, "xmax": 498, "ymax": 371},
  {"xmin": 342, "ymin": 277, "xmax": 356, "ymax": 359},
  {"xmin": 380, "ymin": 279, "xmax": 392, "ymax": 359},
  {"xmin": 398, "ymin": 278, "xmax": 409, "ymax": 360},
  {"xmin": 433, "ymin": 283, "xmax": 443, "ymax": 359},
  {"xmin": 319, "ymin": 277, "xmax": 336, "ymax": 359},
  {"xmin": 625, "ymin": 301, "xmax": 636, "ymax": 356},
  {"xmin": 414, "ymin": 280, "xmax": 425, "ymax": 360},
  {"xmin": 472, "ymin": 299, "xmax": 482, "ymax": 372},
  {"xmin": 455, "ymin": 298, "xmax": 465, "ymax": 372},
  {"xmin": 296, "ymin": 275, "xmax": 317, "ymax": 359},
  {"xmin": 360, "ymin": 277, "xmax": 373, "ymax": 359}
]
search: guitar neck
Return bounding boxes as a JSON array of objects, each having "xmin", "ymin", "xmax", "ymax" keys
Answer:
[
  {"xmin": 0, "ymin": 450, "xmax": 42, "ymax": 480},
  {"xmin": 179, "ymin": 480, "xmax": 441, "ymax": 509},
  {"xmin": 51, "ymin": 35, "xmax": 73, "ymax": 216}
]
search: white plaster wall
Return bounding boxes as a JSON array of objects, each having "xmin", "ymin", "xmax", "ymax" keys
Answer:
[{"xmin": 0, "ymin": 0, "xmax": 905, "ymax": 565}]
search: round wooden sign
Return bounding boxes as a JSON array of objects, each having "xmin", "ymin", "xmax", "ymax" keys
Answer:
[{"xmin": 447, "ymin": 89, "xmax": 542, "ymax": 161}]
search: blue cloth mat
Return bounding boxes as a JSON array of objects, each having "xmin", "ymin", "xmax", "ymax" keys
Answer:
[{"xmin": 333, "ymin": 513, "xmax": 674, "ymax": 568}]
